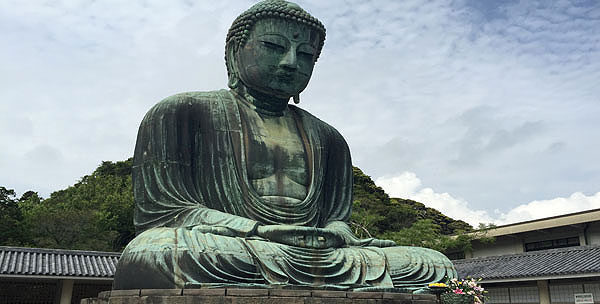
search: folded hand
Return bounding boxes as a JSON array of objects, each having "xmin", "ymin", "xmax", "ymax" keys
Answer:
[
  {"xmin": 255, "ymin": 223, "xmax": 396, "ymax": 249},
  {"xmin": 256, "ymin": 225, "xmax": 344, "ymax": 249}
]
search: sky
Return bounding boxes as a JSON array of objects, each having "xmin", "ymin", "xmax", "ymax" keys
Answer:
[{"xmin": 1, "ymin": 0, "xmax": 599, "ymax": 227}]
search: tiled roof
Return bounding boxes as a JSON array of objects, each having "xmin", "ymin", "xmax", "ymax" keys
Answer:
[
  {"xmin": 0, "ymin": 246, "xmax": 120, "ymax": 278},
  {"xmin": 454, "ymin": 245, "xmax": 600, "ymax": 281}
]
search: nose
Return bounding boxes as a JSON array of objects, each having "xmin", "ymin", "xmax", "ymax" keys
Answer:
[{"xmin": 279, "ymin": 47, "xmax": 298, "ymax": 70}]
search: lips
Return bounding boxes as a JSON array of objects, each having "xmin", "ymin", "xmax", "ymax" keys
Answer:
[{"xmin": 275, "ymin": 71, "xmax": 296, "ymax": 82}]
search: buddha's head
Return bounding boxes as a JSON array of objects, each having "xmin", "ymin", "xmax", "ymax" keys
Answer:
[{"xmin": 225, "ymin": 0, "xmax": 326, "ymax": 102}]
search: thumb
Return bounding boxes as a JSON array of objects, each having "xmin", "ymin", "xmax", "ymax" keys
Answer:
[{"xmin": 370, "ymin": 239, "xmax": 396, "ymax": 247}]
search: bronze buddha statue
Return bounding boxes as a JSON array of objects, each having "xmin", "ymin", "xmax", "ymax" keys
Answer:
[{"xmin": 113, "ymin": 0, "xmax": 457, "ymax": 291}]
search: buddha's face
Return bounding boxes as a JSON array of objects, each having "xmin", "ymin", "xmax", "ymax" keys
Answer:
[{"xmin": 235, "ymin": 17, "xmax": 321, "ymax": 99}]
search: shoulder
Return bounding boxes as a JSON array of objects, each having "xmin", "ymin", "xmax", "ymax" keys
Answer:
[
  {"xmin": 142, "ymin": 90, "xmax": 230, "ymax": 122},
  {"xmin": 289, "ymin": 105, "xmax": 345, "ymax": 140},
  {"xmin": 149, "ymin": 90, "xmax": 227, "ymax": 113}
]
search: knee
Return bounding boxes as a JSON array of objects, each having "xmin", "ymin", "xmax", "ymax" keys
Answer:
[
  {"xmin": 382, "ymin": 246, "xmax": 453, "ymax": 267},
  {"xmin": 113, "ymin": 252, "xmax": 178, "ymax": 289},
  {"xmin": 113, "ymin": 227, "xmax": 180, "ymax": 289},
  {"xmin": 123, "ymin": 227, "xmax": 178, "ymax": 252}
]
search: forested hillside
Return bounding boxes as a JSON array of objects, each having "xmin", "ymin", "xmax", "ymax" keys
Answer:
[
  {"xmin": 1, "ymin": 160, "xmax": 487, "ymax": 253},
  {"xmin": 351, "ymin": 167, "xmax": 481, "ymax": 252},
  {"xmin": 0, "ymin": 159, "xmax": 134, "ymax": 251}
]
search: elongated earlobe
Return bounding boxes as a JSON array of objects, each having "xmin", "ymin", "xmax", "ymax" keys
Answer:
[
  {"xmin": 226, "ymin": 47, "xmax": 240, "ymax": 89},
  {"xmin": 293, "ymin": 94, "xmax": 300, "ymax": 104},
  {"xmin": 228, "ymin": 73, "xmax": 239, "ymax": 89}
]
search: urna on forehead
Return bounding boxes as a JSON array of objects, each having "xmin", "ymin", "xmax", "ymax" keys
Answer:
[{"xmin": 226, "ymin": 0, "xmax": 326, "ymax": 59}]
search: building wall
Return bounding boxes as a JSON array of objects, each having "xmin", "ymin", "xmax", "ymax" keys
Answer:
[
  {"xmin": 484, "ymin": 280, "xmax": 600, "ymax": 304},
  {"xmin": 586, "ymin": 222, "xmax": 600, "ymax": 245},
  {"xmin": 471, "ymin": 236, "xmax": 524, "ymax": 258},
  {"xmin": 0, "ymin": 279, "xmax": 58, "ymax": 303},
  {"xmin": 470, "ymin": 224, "xmax": 594, "ymax": 259},
  {"xmin": 0, "ymin": 277, "xmax": 112, "ymax": 304},
  {"xmin": 460, "ymin": 213, "xmax": 600, "ymax": 304}
]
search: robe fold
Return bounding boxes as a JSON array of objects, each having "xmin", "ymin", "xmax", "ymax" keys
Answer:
[{"xmin": 113, "ymin": 90, "xmax": 457, "ymax": 290}]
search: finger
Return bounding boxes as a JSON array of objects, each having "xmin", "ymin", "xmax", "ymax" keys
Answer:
[
  {"xmin": 211, "ymin": 227, "xmax": 237, "ymax": 237},
  {"xmin": 379, "ymin": 239, "xmax": 396, "ymax": 247}
]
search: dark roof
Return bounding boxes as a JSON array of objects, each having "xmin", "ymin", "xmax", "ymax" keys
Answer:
[
  {"xmin": 0, "ymin": 246, "xmax": 120, "ymax": 278},
  {"xmin": 454, "ymin": 245, "xmax": 600, "ymax": 281}
]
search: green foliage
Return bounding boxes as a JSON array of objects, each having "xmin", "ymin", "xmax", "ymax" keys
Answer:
[
  {"xmin": 390, "ymin": 198, "xmax": 472, "ymax": 235},
  {"xmin": 17, "ymin": 158, "xmax": 135, "ymax": 251},
  {"xmin": 95, "ymin": 160, "xmax": 133, "ymax": 177},
  {"xmin": 350, "ymin": 167, "xmax": 492, "ymax": 255},
  {"xmin": 380, "ymin": 220, "xmax": 486, "ymax": 253},
  {"xmin": 381, "ymin": 219, "xmax": 448, "ymax": 252},
  {"xmin": 351, "ymin": 167, "xmax": 418, "ymax": 237},
  {"xmin": 0, "ymin": 187, "xmax": 30, "ymax": 246},
  {"xmin": 351, "ymin": 167, "xmax": 473, "ymax": 235},
  {"xmin": 20, "ymin": 200, "xmax": 116, "ymax": 251}
]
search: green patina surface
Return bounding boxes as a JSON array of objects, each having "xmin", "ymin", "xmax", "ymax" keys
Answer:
[{"xmin": 113, "ymin": 0, "xmax": 457, "ymax": 292}]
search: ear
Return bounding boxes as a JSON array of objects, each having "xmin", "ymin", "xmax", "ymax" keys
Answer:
[{"xmin": 226, "ymin": 46, "xmax": 240, "ymax": 89}]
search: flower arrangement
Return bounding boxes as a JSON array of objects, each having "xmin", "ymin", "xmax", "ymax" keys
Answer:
[
  {"xmin": 447, "ymin": 277, "xmax": 487, "ymax": 303},
  {"xmin": 429, "ymin": 277, "xmax": 487, "ymax": 304}
]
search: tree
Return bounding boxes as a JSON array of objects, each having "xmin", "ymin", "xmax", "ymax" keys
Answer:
[
  {"xmin": 20, "ymin": 159, "xmax": 135, "ymax": 251},
  {"xmin": 381, "ymin": 219, "xmax": 447, "ymax": 251},
  {"xmin": 351, "ymin": 167, "xmax": 419, "ymax": 237},
  {"xmin": 0, "ymin": 187, "xmax": 31, "ymax": 246},
  {"xmin": 391, "ymin": 198, "xmax": 472, "ymax": 235},
  {"xmin": 350, "ymin": 167, "xmax": 494, "ymax": 255}
]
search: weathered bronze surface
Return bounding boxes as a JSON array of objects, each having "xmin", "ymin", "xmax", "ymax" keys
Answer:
[{"xmin": 113, "ymin": 0, "xmax": 457, "ymax": 292}]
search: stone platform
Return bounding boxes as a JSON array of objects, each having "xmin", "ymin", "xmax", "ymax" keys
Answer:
[{"xmin": 81, "ymin": 288, "xmax": 438, "ymax": 304}]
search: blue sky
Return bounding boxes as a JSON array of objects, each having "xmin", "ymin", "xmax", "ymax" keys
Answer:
[{"xmin": 1, "ymin": 0, "xmax": 599, "ymax": 226}]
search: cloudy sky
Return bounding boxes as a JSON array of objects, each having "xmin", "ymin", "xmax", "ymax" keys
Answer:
[{"xmin": 2, "ymin": 0, "xmax": 599, "ymax": 227}]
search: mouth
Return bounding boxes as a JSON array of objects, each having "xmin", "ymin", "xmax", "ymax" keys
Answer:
[
  {"xmin": 277, "ymin": 75, "xmax": 295, "ymax": 82},
  {"xmin": 275, "ymin": 71, "xmax": 296, "ymax": 82}
]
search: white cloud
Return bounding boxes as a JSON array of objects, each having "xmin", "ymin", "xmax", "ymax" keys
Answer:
[
  {"xmin": 497, "ymin": 192, "xmax": 600, "ymax": 224},
  {"xmin": 376, "ymin": 172, "xmax": 600, "ymax": 227},
  {"xmin": 0, "ymin": 0, "xmax": 598, "ymax": 222},
  {"xmin": 375, "ymin": 172, "xmax": 495, "ymax": 227}
]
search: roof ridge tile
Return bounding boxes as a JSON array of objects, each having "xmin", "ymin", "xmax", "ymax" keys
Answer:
[
  {"xmin": 456, "ymin": 245, "xmax": 600, "ymax": 280},
  {"xmin": 0, "ymin": 246, "xmax": 120, "ymax": 278}
]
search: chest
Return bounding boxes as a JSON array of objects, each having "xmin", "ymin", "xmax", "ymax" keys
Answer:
[{"xmin": 243, "ymin": 110, "xmax": 309, "ymax": 184}]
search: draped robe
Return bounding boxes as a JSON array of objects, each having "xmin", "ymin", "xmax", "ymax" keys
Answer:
[{"xmin": 112, "ymin": 90, "xmax": 457, "ymax": 290}]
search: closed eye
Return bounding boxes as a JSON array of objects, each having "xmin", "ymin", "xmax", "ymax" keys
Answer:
[
  {"xmin": 297, "ymin": 45, "xmax": 316, "ymax": 59},
  {"xmin": 298, "ymin": 50, "xmax": 314, "ymax": 58},
  {"xmin": 261, "ymin": 41, "xmax": 285, "ymax": 52}
]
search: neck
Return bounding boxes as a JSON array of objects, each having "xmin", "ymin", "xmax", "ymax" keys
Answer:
[{"xmin": 242, "ymin": 86, "xmax": 289, "ymax": 116}]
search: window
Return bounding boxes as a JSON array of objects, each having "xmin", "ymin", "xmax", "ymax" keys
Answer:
[
  {"xmin": 550, "ymin": 284, "xmax": 584, "ymax": 303},
  {"xmin": 510, "ymin": 286, "xmax": 540, "ymax": 304},
  {"xmin": 524, "ymin": 237, "xmax": 580, "ymax": 252},
  {"xmin": 487, "ymin": 288, "xmax": 510, "ymax": 304},
  {"xmin": 485, "ymin": 286, "xmax": 540, "ymax": 304},
  {"xmin": 583, "ymin": 283, "xmax": 600, "ymax": 303}
]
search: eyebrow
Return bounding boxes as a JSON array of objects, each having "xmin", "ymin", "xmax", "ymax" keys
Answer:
[{"xmin": 257, "ymin": 32, "xmax": 316, "ymax": 45}]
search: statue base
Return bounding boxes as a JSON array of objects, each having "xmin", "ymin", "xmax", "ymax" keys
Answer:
[{"xmin": 81, "ymin": 288, "xmax": 438, "ymax": 304}]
